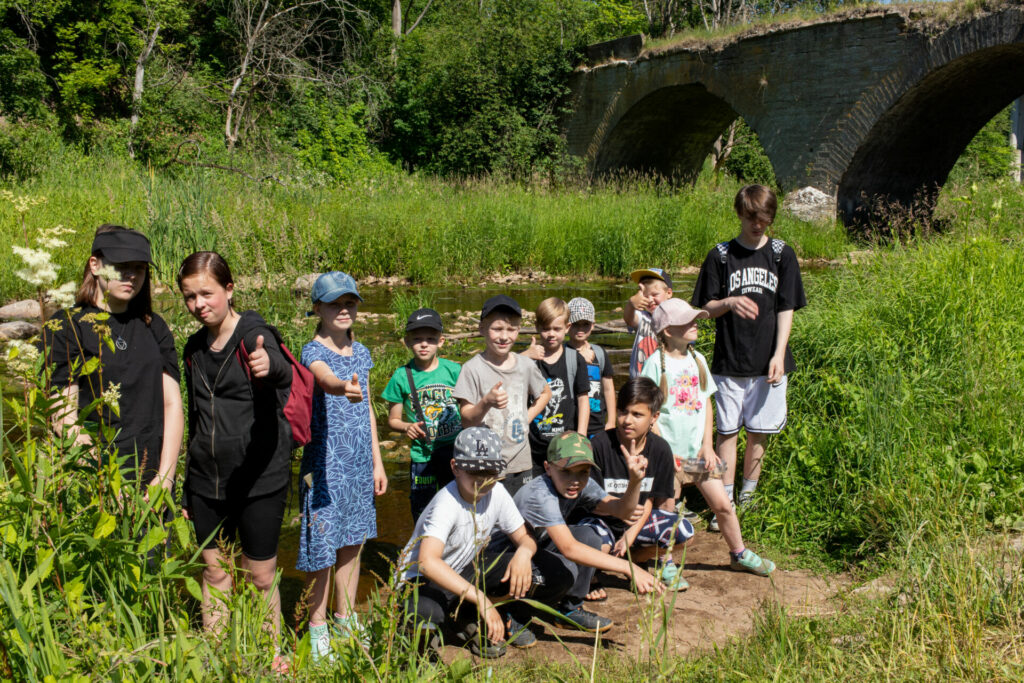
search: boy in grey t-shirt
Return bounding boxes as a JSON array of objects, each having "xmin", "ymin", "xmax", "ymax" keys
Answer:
[
  {"xmin": 511, "ymin": 432, "xmax": 663, "ymax": 633},
  {"xmin": 454, "ymin": 295, "xmax": 551, "ymax": 496}
]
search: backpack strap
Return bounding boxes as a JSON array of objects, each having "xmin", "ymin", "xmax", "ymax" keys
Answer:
[
  {"xmin": 592, "ymin": 343, "xmax": 607, "ymax": 376},
  {"xmin": 771, "ymin": 238, "xmax": 785, "ymax": 263},
  {"xmin": 563, "ymin": 344, "xmax": 577, "ymax": 399},
  {"xmin": 715, "ymin": 241, "xmax": 730, "ymax": 265},
  {"xmin": 405, "ymin": 365, "xmax": 429, "ymax": 431}
]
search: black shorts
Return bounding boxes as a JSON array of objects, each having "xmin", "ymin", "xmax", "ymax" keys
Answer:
[{"xmin": 187, "ymin": 486, "xmax": 288, "ymax": 561}]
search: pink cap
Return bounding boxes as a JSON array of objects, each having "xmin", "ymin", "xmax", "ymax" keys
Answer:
[{"xmin": 652, "ymin": 298, "xmax": 709, "ymax": 334}]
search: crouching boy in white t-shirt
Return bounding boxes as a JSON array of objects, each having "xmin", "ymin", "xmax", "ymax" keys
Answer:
[{"xmin": 397, "ymin": 426, "xmax": 571, "ymax": 658}]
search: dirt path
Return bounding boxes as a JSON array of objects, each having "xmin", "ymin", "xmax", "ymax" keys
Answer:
[{"xmin": 439, "ymin": 530, "xmax": 849, "ymax": 666}]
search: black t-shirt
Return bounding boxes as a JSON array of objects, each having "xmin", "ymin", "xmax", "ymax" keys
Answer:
[
  {"xmin": 579, "ymin": 344, "xmax": 614, "ymax": 436},
  {"xmin": 692, "ymin": 238, "xmax": 807, "ymax": 377},
  {"xmin": 587, "ymin": 428, "xmax": 675, "ymax": 537},
  {"xmin": 42, "ymin": 306, "xmax": 180, "ymax": 481},
  {"xmin": 529, "ymin": 349, "xmax": 592, "ymax": 467}
]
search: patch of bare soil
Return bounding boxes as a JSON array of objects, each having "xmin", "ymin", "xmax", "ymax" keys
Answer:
[{"xmin": 438, "ymin": 529, "xmax": 850, "ymax": 666}]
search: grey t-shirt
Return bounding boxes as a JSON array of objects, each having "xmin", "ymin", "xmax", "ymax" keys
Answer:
[
  {"xmin": 513, "ymin": 474, "xmax": 606, "ymax": 539},
  {"xmin": 454, "ymin": 353, "xmax": 548, "ymax": 474}
]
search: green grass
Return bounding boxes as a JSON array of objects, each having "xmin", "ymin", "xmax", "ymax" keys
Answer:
[{"xmin": 0, "ymin": 148, "xmax": 852, "ymax": 302}]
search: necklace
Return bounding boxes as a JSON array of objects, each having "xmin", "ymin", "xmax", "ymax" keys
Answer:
[{"xmin": 108, "ymin": 316, "xmax": 129, "ymax": 351}]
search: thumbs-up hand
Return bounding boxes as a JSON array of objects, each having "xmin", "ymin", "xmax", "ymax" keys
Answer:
[
  {"xmin": 485, "ymin": 381, "xmax": 508, "ymax": 410},
  {"xmin": 344, "ymin": 373, "xmax": 363, "ymax": 403},
  {"xmin": 522, "ymin": 335, "xmax": 545, "ymax": 360},
  {"xmin": 247, "ymin": 335, "xmax": 270, "ymax": 378},
  {"xmin": 406, "ymin": 421, "xmax": 427, "ymax": 440}
]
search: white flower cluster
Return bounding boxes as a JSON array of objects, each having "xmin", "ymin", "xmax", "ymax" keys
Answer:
[
  {"xmin": 103, "ymin": 382, "xmax": 121, "ymax": 416},
  {"xmin": 95, "ymin": 265, "xmax": 122, "ymax": 282},
  {"xmin": 0, "ymin": 189, "xmax": 47, "ymax": 214},
  {"xmin": 37, "ymin": 224, "xmax": 74, "ymax": 250},
  {"xmin": 47, "ymin": 281, "xmax": 77, "ymax": 309},
  {"xmin": 4, "ymin": 340, "xmax": 41, "ymax": 376},
  {"xmin": 12, "ymin": 246, "xmax": 58, "ymax": 287}
]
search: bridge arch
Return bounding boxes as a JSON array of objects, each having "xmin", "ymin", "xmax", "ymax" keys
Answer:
[
  {"xmin": 837, "ymin": 42, "xmax": 1024, "ymax": 221},
  {"xmin": 592, "ymin": 84, "xmax": 740, "ymax": 179}
]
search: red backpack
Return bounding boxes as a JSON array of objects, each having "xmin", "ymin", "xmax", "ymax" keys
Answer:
[{"xmin": 235, "ymin": 328, "xmax": 316, "ymax": 449}]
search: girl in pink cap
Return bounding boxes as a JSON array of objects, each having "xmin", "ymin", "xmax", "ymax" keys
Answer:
[{"xmin": 640, "ymin": 298, "xmax": 775, "ymax": 577}]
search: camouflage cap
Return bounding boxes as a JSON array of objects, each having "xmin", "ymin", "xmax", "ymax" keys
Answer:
[{"xmin": 546, "ymin": 432, "xmax": 600, "ymax": 470}]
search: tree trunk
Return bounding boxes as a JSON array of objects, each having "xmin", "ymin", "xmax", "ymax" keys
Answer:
[
  {"xmin": 392, "ymin": 0, "xmax": 402, "ymax": 36},
  {"xmin": 129, "ymin": 23, "xmax": 161, "ymax": 159}
]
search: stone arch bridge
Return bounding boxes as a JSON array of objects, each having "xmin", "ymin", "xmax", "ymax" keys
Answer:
[{"xmin": 564, "ymin": 6, "xmax": 1024, "ymax": 222}]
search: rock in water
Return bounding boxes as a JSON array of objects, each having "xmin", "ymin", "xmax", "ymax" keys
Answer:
[
  {"xmin": 0, "ymin": 321, "xmax": 41, "ymax": 340},
  {"xmin": 0, "ymin": 300, "xmax": 42, "ymax": 321},
  {"xmin": 784, "ymin": 187, "xmax": 834, "ymax": 222}
]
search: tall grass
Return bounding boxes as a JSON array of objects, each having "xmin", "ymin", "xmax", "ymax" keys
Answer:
[{"xmin": 0, "ymin": 148, "xmax": 851, "ymax": 302}]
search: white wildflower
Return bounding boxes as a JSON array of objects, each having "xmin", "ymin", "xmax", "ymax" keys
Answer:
[
  {"xmin": 1, "ymin": 192, "xmax": 46, "ymax": 214},
  {"xmin": 4, "ymin": 340, "xmax": 40, "ymax": 376},
  {"xmin": 37, "ymin": 224, "xmax": 74, "ymax": 250},
  {"xmin": 103, "ymin": 382, "xmax": 121, "ymax": 417},
  {"xmin": 95, "ymin": 265, "xmax": 121, "ymax": 282},
  {"xmin": 47, "ymin": 281, "xmax": 77, "ymax": 309},
  {"xmin": 13, "ymin": 245, "xmax": 58, "ymax": 287}
]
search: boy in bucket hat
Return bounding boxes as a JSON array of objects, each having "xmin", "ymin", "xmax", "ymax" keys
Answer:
[
  {"xmin": 508, "ymin": 432, "xmax": 664, "ymax": 633},
  {"xmin": 397, "ymin": 427, "xmax": 571, "ymax": 658},
  {"xmin": 383, "ymin": 307, "xmax": 463, "ymax": 521}
]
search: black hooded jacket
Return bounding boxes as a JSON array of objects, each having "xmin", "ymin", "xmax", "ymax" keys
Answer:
[{"xmin": 183, "ymin": 311, "xmax": 293, "ymax": 500}]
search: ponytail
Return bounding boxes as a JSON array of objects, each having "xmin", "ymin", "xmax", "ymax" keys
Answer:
[
  {"xmin": 688, "ymin": 344, "xmax": 708, "ymax": 392},
  {"xmin": 657, "ymin": 334, "xmax": 669, "ymax": 403}
]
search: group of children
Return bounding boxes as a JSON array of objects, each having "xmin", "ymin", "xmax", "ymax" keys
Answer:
[{"xmin": 42, "ymin": 183, "xmax": 803, "ymax": 666}]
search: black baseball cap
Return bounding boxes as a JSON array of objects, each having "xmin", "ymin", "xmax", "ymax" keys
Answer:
[
  {"xmin": 480, "ymin": 294, "xmax": 521, "ymax": 319},
  {"xmin": 405, "ymin": 308, "xmax": 443, "ymax": 332},
  {"xmin": 92, "ymin": 227, "xmax": 154, "ymax": 264}
]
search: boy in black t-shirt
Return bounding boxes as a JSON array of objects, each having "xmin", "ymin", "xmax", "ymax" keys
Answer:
[
  {"xmin": 692, "ymin": 185, "xmax": 807, "ymax": 523},
  {"xmin": 523, "ymin": 297, "xmax": 591, "ymax": 475},
  {"xmin": 581, "ymin": 379, "xmax": 695, "ymax": 592}
]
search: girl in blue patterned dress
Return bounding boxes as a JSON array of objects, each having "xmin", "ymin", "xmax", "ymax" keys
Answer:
[{"xmin": 298, "ymin": 271, "xmax": 388, "ymax": 660}]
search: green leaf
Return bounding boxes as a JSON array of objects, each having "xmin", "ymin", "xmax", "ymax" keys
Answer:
[
  {"xmin": 93, "ymin": 512, "xmax": 116, "ymax": 539},
  {"xmin": 173, "ymin": 516, "xmax": 191, "ymax": 549},
  {"xmin": 184, "ymin": 576, "xmax": 203, "ymax": 602},
  {"xmin": 137, "ymin": 525, "xmax": 167, "ymax": 554},
  {"xmin": 81, "ymin": 356, "xmax": 101, "ymax": 375}
]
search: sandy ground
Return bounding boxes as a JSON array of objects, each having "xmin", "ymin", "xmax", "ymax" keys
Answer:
[{"xmin": 437, "ymin": 529, "xmax": 849, "ymax": 666}]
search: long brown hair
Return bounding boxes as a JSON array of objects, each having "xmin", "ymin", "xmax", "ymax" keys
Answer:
[
  {"xmin": 176, "ymin": 251, "xmax": 235, "ymax": 292},
  {"xmin": 76, "ymin": 224, "xmax": 153, "ymax": 325}
]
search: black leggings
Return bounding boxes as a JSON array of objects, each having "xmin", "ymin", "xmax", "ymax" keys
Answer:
[
  {"xmin": 403, "ymin": 547, "xmax": 572, "ymax": 628},
  {"xmin": 187, "ymin": 485, "xmax": 288, "ymax": 561}
]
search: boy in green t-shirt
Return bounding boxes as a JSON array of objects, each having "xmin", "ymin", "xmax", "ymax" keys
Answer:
[{"xmin": 383, "ymin": 308, "xmax": 463, "ymax": 520}]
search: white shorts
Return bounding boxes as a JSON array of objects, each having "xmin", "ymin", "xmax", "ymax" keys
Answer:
[{"xmin": 713, "ymin": 374, "xmax": 788, "ymax": 435}]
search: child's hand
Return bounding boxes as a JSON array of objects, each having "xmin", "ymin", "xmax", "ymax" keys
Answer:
[
  {"xmin": 702, "ymin": 449, "xmax": 722, "ymax": 472},
  {"xmin": 626, "ymin": 503, "xmax": 645, "ymax": 525},
  {"xmin": 631, "ymin": 566, "xmax": 665, "ymax": 595},
  {"xmin": 620, "ymin": 439, "xmax": 648, "ymax": 482},
  {"xmin": 612, "ymin": 537, "xmax": 629, "ymax": 557},
  {"xmin": 247, "ymin": 335, "xmax": 270, "ymax": 378},
  {"xmin": 484, "ymin": 606, "xmax": 506, "ymax": 643},
  {"xmin": 726, "ymin": 295, "xmax": 759, "ymax": 320},
  {"xmin": 405, "ymin": 421, "xmax": 427, "ymax": 440},
  {"xmin": 502, "ymin": 554, "xmax": 533, "ymax": 599},
  {"xmin": 629, "ymin": 289, "xmax": 653, "ymax": 312},
  {"xmin": 343, "ymin": 373, "xmax": 363, "ymax": 403},
  {"xmin": 767, "ymin": 355, "xmax": 784, "ymax": 384},
  {"xmin": 485, "ymin": 382, "xmax": 508, "ymax": 409},
  {"xmin": 373, "ymin": 460, "xmax": 388, "ymax": 496},
  {"xmin": 522, "ymin": 336, "xmax": 545, "ymax": 360}
]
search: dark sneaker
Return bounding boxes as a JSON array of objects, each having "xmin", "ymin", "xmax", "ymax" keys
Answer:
[
  {"xmin": 559, "ymin": 607, "xmax": 613, "ymax": 633},
  {"xmin": 454, "ymin": 621, "xmax": 507, "ymax": 659},
  {"xmin": 505, "ymin": 614, "xmax": 537, "ymax": 648},
  {"xmin": 730, "ymin": 548, "xmax": 776, "ymax": 577}
]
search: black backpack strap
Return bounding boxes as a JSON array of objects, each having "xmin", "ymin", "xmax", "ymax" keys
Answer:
[
  {"xmin": 405, "ymin": 365, "xmax": 428, "ymax": 428},
  {"xmin": 715, "ymin": 241, "xmax": 729, "ymax": 264}
]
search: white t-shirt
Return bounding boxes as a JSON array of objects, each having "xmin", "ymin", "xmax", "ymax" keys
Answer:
[
  {"xmin": 640, "ymin": 349, "xmax": 717, "ymax": 460},
  {"xmin": 398, "ymin": 481, "xmax": 525, "ymax": 582}
]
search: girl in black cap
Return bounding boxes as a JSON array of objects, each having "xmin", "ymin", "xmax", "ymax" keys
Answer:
[{"xmin": 43, "ymin": 224, "xmax": 184, "ymax": 494}]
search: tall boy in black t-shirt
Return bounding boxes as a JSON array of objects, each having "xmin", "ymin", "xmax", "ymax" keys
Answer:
[
  {"xmin": 523, "ymin": 297, "xmax": 591, "ymax": 475},
  {"xmin": 692, "ymin": 185, "xmax": 807, "ymax": 522}
]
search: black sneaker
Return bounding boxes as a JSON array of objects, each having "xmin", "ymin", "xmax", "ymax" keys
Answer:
[
  {"xmin": 505, "ymin": 614, "xmax": 537, "ymax": 648},
  {"xmin": 559, "ymin": 607, "xmax": 613, "ymax": 633},
  {"xmin": 453, "ymin": 621, "xmax": 507, "ymax": 659}
]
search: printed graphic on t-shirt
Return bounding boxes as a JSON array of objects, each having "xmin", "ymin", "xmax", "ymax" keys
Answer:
[
  {"xmin": 417, "ymin": 383, "xmax": 461, "ymax": 441},
  {"xmin": 534, "ymin": 377, "xmax": 566, "ymax": 436},
  {"xmin": 668, "ymin": 373, "xmax": 704, "ymax": 415},
  {"xmin": 728, "ymin": 267, "xmax": 779, "ymax": 297},
  {"xmin": 586, "ymin": 364, "xmax": 601, "ymax": 414},
  {"xmin": 603, "ymin": 476, "xmax": 654, "ymax": 495},
  {"xmin": 485, "ymin": 377, "xmax": 526, "ymax": 445}
]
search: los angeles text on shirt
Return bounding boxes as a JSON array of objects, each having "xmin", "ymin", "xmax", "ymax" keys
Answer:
[{"xmin": 728, "ymin": 267, "xmax": 779, "ymax": 296}]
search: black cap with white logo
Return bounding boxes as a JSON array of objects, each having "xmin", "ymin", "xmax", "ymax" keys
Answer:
[{"xmin": 405, "ymin": 308, "xmax": 444, "ymax": 332}]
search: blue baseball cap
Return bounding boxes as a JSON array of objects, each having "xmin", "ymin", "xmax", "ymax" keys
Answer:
[{"xmin": 309, "ymin": 271, "xmax": 362, "ymax": 313}]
